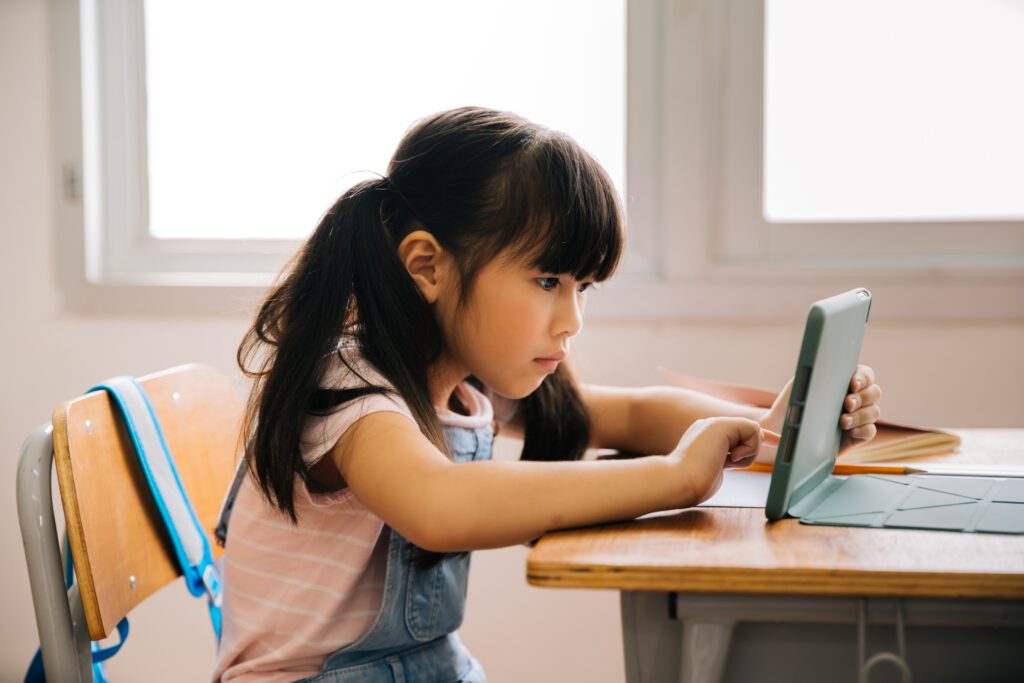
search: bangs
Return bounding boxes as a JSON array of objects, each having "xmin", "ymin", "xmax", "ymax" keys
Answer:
[{"xmin": 498, "ymin": 134, "xmax": 624, "ymax": 282}]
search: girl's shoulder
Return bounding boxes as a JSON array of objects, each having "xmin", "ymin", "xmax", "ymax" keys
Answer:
[
  {"xmin": 331, "ymin": 340, "xmax": 519, "ymax": 427},
  {"xmin": 301, "ymin": 342, "xmax": 416, "ymax": 465}
]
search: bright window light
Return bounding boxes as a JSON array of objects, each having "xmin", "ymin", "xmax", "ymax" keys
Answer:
[
  {"xmin": 144, "ymin": 0, "xmax": 625, "ymax": 239},
  {"xmin": 764, "ymin": 0, "xmax": 1024, "ymax": 222}
]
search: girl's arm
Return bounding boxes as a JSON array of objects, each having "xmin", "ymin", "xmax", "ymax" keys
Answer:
[
  {"xmin": 580, "ymin": 384, "xmax": 766, "ymax": 455},
  {"xmin": 330, "ymin": 410, "xmax": 757, "ymax": 553},
  {"xmin": 505, "ymin": 372, "xmax": 878, "ymax": 458},
  {"xmin": 498, "ymin": 384, "xmax": 765, "ymax": 455},
  {"xmin": 579, "ymin": 363, "xmax": 882, "ymax": 457}
]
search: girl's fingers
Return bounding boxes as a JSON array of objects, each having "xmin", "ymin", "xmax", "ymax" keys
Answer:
[
  {"xmin": 844, "ymin": 383, "xmax": 882, "ymax": 412},
  {"xmin": 849, "ymin": 423, "xmax": 877, "ymax": 441},
  {"xmin": 725, "ymin": 452, "xmax": 758, "ymax": 469},
  {"xmin": 726, "ymin": 436, "xmax": 760, "ymax": 467},
  {"xmin": 849, "ymin": 364, "xmax": 877, "ymax": 392},
  {"xmin": 841, "ymin": 404, "xmax": 882, "ymax": 430},
  {"xmin": 727, "ymin": 421, "xmax": 763, "ymax": 463},
  {"xmin": 728, "ymin": 439, "xmax": 760, "ymax": 462}
]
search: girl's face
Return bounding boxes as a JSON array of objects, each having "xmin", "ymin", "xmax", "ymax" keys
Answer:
[{"xmin": 438, "ymin": 250, "xmax": 594, "ymax": 400}]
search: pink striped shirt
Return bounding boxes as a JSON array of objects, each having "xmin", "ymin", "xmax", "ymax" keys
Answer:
[{"xmin": 213, "ymin": 348, "xmax": 509, "ymax": 682}]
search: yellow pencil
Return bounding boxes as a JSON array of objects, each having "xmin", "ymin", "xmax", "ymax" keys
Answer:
[{"xmin": 746, "ymin": 461, "xmax": 924, "ymax": 476}]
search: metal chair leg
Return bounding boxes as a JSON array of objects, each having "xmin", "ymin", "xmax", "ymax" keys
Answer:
[{"xmin": 17, "ymin": 423, "xmax": 92, "ymax": 682}]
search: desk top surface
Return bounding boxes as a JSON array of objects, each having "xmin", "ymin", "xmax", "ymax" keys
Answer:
[{"xmin": 526, "ymin": 429, "xmax": 1024, "ymax": 599}]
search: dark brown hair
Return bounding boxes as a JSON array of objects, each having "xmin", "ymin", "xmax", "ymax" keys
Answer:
[{"xmin": 238, "ymin": 107, "xmax": 624, "ymax": 548}]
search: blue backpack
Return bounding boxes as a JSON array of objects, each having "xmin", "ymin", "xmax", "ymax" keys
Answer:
[{"xmin": 25, "ymin": 376, "xmax": 223, "ymax": 682}]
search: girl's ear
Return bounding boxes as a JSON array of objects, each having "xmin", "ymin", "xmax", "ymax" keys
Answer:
[{"xmin": 397, "ymin": 230, "xmax": 451, "ymax": 304}]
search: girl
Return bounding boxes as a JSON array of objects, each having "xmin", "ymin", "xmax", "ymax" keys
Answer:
[{"xmin": 214, "ymin": 107, "xmax": 881, "ymax": 682}]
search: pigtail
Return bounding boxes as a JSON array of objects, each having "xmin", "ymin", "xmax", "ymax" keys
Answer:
[
  {"xmin": 238, "ymin": 178, "xmax": 448, "ymax": 522},
  {"xmin": 238, "ymin": 182, "xmax": 377, "ymax": 520}
]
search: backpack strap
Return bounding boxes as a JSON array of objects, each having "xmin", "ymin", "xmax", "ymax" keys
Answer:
[{"xmin": 90, "ymin": 376, "xmax": 223, "ymax": 634}]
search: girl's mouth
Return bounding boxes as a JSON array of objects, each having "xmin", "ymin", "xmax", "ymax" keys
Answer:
[{"xmin": 533, "ymin": 358, "xmax": 560, "ymax": 372}]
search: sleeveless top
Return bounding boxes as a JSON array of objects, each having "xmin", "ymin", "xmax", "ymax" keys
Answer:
[{"xmin": 213, "ymin": 345, "xmax": 506, "ymax": 682}]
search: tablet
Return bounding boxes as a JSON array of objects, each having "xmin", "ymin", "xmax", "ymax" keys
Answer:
[{"xmin": 764, "ymin": 288, "xmax": 872, "ymax": 521}]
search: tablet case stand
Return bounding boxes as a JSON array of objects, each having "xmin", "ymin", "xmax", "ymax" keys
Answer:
[{"xmin": 790, "ymin": 472, "xmax": 1024, "ymax": 534}]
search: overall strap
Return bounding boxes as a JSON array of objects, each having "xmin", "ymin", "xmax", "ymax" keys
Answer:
[
  {"xmin": 91, "ymin": 376, "xmax": 223, "ymax": 635},
  {"xmin": 214, "ymin": 457, "xmax": 248, "ymax": 548}
]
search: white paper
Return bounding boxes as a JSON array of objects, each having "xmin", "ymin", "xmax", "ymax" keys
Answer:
[
  {"xmin": 696, "ymin": 470, "xmax": 772, "ymax": 508},
  {"xmin": 635, "ymin": 470, "xmax": 772, "ymax": 520}
]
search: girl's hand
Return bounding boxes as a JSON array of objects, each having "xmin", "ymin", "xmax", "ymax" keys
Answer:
[
  {"xmin": 665, "ymin": 417, "xmax": 762, "ymax": 507},
  {"xmin": 756, "ymin": 364, "xmax": 882, "ymax": 463},
  {"xmin": 838, "ymin": 365, "xmax": 882, "ymax": 454}
]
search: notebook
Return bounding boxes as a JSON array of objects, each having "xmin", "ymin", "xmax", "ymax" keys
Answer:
[{"xmin": 761, "ymin": 288, "xmax": 1024, "ymax": 534}]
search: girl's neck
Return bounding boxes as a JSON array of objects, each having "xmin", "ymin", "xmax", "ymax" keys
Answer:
[{"xmin": 428, "ymin": 353, "xmax": 469, "ymax": 413}]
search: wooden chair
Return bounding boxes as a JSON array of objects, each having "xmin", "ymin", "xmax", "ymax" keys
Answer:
[{"xmin": 17, "ymin": 364, "xmax": 244, "ymax": 681}]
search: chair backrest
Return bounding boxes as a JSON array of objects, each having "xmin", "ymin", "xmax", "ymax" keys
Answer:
[{"xmin": 51, "ymin": 364, "xmax": 244, "ymax": 641}]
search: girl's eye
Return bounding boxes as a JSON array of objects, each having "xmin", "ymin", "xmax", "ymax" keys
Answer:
[
  {"xmin": 536, "ymin": 277, "xmax": 596, "ymax": 293},
  {"xmin": 536, "ymin": 277, "xmax": 560, "ymax": 291}
]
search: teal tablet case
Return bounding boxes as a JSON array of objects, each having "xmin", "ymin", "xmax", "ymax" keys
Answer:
[
  {"xmin": 791, "ymin": 473, "xmax": 1024, "ymax": 534},
  {"xmin": 764, "ymin": 288, "xmax": 1024, "ymax": 535},
  {"xmin": 765, "ymin": 288, "xmax": 872, "ymax": 521}
]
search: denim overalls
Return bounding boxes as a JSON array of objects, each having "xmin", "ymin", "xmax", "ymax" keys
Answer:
[{"xmin": 296, "ymin": 423, "xmax": 493, "ymax": 683}]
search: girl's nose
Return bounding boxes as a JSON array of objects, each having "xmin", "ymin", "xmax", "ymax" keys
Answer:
[{"xmin": 553, "ymin": 289, "xmax": 584, "ymax": 338}]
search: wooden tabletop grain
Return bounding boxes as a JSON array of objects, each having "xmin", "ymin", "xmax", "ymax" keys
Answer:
[{"xmin": 527, "ymin": 429, "xmax": 1024, "ymax": 599}]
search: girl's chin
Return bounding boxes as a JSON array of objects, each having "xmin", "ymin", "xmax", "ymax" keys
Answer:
[{"xmin": 488, "ymin": 376, "xmax": 546, "ymax": 401}]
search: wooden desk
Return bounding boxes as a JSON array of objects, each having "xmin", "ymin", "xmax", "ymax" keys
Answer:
[{"xmin": 527, "ymin": 429, "xmax": 1024, "ymax": 683}]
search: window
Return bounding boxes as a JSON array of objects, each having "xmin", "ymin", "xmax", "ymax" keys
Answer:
[
  {"xmin": 629, "ymin": 0, "xmax": 1023, "ymax": 319},
  {"xmin": 143, "ymin": 1, "xmax": 625, "ymax": 242},
  {"xmin": 52, "ymin": 0, "xmax": 1024, "ymax": 317},
  {"xmin": 765, "ymin": 0, "xmax": 1024, "ymax": 223},
  {"xmin": 54, "ymin": 0, "xmax": 636, "ymax": 309}
]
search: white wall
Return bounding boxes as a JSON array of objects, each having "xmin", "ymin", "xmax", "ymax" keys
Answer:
[{"xmin": 2, "ymin": 1, "xmax": 1022, "ymax": 681}]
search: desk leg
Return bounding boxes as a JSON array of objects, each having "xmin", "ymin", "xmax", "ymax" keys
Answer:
[
  {"xmin": 621, "ymin": 591, "xmax": 736, "ymax": 683},
  {"xmin": 621, "ymin": 592, "xmax": 681, "ymax": 683},
  {"xmin": 679, "ymin": 618, "xmax": 735, "ymax": 683}
]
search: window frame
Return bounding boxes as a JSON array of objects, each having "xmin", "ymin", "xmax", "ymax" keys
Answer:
[
  {"xmin": 51, "ymin": 0, "xmax": 1024, "ymax": 318},
  {"xmin": 603, "ymin": 0, "xmax": 1023, "ymax": 320}
]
